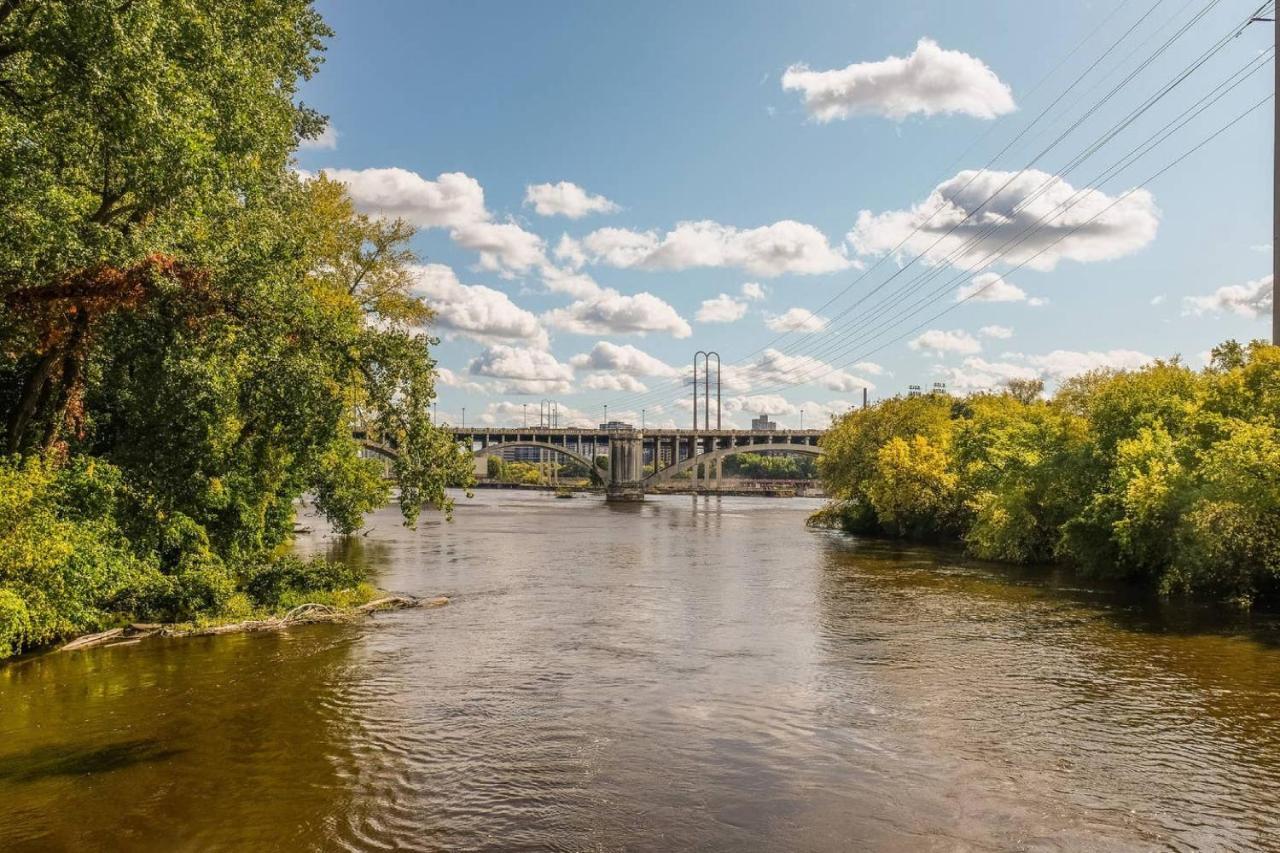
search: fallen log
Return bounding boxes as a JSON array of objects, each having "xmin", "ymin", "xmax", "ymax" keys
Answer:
[{"xmin": 58, "ymin": 594, "xmax": 449, "ymax": 652}]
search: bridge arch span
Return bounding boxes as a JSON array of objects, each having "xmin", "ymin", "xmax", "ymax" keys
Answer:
[
  {"xmin": 472, "ymin": 441, "xmax": 607, "ymax": 483},
  {"xmin": 644, "ymin": 441, "xmax": 822, "ymax": 486}
]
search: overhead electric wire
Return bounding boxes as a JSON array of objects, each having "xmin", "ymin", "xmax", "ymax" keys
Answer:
[
  {"xmin": 735, "ymin": 40, "xmax": 1276, "ymax": 395},
  {"xmin": 596, "ymin": 0, "xmax": 1171, "ymax": 413},
  {"xmin": 746, "ymin": 91, "xmax": 1275, "ymax": 398},
  {"xmin": 613, "ymin": 0, "xmax": 1269, "ymax": 413}
]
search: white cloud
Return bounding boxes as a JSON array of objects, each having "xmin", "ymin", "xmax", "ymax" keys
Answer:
[
  {"xmin": 1252, "ymin": 243, "xmax": 1272, "ymax": 253},
  {"xmin": 478, "ymin": 400, "xmax": 595, "ymax": 428},
  {"xmin": 933, "ymin": 357, "xmax": 1040, "ymax": 394},
  {"xmin": 741, "ymin": 282, "xmax": 766, "ymax": 301},
  {"xmin": 411, "ymin": 264, "xmax": 548, "ymax": 347},
  {"xmin": 544, "ymin": 289, "xmax": 693, "ymax": 338},
  {"xmin": 436, "ymin": 367, "xmax": 489, "ymax": 394},
  {"xmin": 1150, "ymin": 294, "xmax": 1166, "ymax": 306},
  {"xmin": 1022, "ymin": 348, "xmax": 1153, "ymax": 379},
  {"xmin": 554, "ymin": 234, "xmax": 588, "ymax": 270},
  {"xmin": 696, "ymin": 294, "xmax": 748, "ymax": 323},
  {"xmin": 568, "ymin": 341, "xmax": 680, "ymax": 377},
  {"xmin": 450, "ymin": 220, "xmax": 548, "ymax": 277},
  {"xmin": 525, "ymin": 181, "xmax": 619, "ymax": 218},
  {"xmin": 579, "ymin": 219, "xmax": 851, "ymax": 277},
  {"xmin": 315, "ymin": 167, "xmax": 488, "ymax": 228},
  {"xmin": 909, "ymin": 328, "xmax": 981, "ymax": 356},
  {"xmin": 765, "ymin": 307, "xmax": 827, "ymax": 332},
  {"xmin": 467, "ymin": 345, "xmax": 575, "ymax": 395},
  {"xmin": 849, "ymin": 169, "xmax": 1159, "ymax": 272},
  {"xmin": 299, "ymin": 124, "xmax": 338, "ymax": 150},
  {"xmin": 1183, "ymin": 274, "xmax": 1273, "ymax": 319},
  {"xmin": 582, "ymin": 373, "xmax": 648, "ymax": 392},
  {"xmin": 749, "ymin": 348, "xmax": 876, "ymax": 392},
  {"xmin": 852, "ymin": 361, "xmax": 886, "ymax": 376},
  {"xmin": 979, "ymin": 324, "xmax": 1013, "ymax": 339},
  {"xmin": 782, "ymin": 38, "xmax": 1015, "ymax": 122},
  {"xmin": 933, "ymin": 348, "xmax": 1155, "ymax": 393},
  {"xmin": 957, "ymin": 272, "xmax": 1032, "ymax": 303}
]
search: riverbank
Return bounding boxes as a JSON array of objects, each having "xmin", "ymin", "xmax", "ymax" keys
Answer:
[{"xmin": 54, "ymin": 593, "xmax": 450, "ymax": 655}]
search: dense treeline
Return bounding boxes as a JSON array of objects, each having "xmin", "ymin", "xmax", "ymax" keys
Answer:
[
  {"xmin": 0, "ymin": 1, "xmax": 471, "ymax": 657},
  {"xmin": 814, "ymin": 341, "xmax": 1280, "ymax": 605},
  {"xmin": 723, "ymin": 452, "xmax": 818, "ymax": 480}
]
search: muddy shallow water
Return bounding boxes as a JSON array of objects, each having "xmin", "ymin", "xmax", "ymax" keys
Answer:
[{"xmin": 3, "ymin": 490, "xmax": 1280, "ymax": 851}]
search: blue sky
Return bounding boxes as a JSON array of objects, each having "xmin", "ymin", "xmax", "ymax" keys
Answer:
[{"xmin": 297, "ymin": 0, "xmax": 1274, "ymax": 428}]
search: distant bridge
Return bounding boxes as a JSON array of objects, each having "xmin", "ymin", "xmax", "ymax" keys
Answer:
[{"xmin": 361, "ymin": 426, "xmax": 824, "ymax": 502}]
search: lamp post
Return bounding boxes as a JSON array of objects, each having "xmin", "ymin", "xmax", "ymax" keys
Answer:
[
  {"xmin": 461, "ymin": 407, "xmax": 466, "ymax": 427},
  {"xmin": 800, "ymin": 409, "xmax": 804, "ymax": 430},
  {"xmin": 523, "ymin": 403, "xmax": 527, "ymax": 427},
  {"xmin": 641, "ymin": 408, "xmax": 646, "ymax": 429}
]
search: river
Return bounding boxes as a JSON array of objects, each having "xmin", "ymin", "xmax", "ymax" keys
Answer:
[{"xmin": 3, "ymin": 491, "xmax": 1280, "ymax": 851}]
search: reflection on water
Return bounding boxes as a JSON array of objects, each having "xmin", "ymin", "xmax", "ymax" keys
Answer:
[{"xmin": 3, "ymin": 490, "xmax": 1280, "ymax": 851}]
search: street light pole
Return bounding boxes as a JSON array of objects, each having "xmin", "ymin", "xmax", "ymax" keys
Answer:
[
  {"xmin": 604, "ymin": 403, "xmax": 608, "ymax": 426},
  {"xmin": 800, "ymin": 409, "xmax": 805, "ymax": 430},
  {"xmin": 461, "ymin": 407, "xmax": 465, "ymax": 427},
  {"xmin": 523, "ymin": 403, "xmax": 527, "ymax": 427},
  {"xmin": 641, "ymin": 408, "xmax": 646, "ymax": 429}
]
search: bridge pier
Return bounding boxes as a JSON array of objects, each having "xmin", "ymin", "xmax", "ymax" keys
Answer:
[{"xmin": 606, "ymin": 428, "xmax": 645, "ymax": 502}]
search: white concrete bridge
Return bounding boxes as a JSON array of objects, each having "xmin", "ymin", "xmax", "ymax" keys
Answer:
[{"xmin": 361, "ymin": 426, "xmax": 824, "ymax": 501}]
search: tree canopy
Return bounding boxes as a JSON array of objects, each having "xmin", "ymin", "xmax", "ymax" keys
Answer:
[{"xmin": 0, "ymin": 1, "xmax": 472, "ymax": 656}]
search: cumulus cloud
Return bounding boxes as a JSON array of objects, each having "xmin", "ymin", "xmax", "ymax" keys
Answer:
[
  {"xmin": 310, "ymin": 166, "xmax": 555, "ymax": 277},
  {"xmin": 554, "ymin": 234, "xmax": 588, "ymax": 270},
  {"xmin": 932, "ymin": 357, "xmax": 1040, "ymax": 394},
  {"xmin": 909, "ymin": 328, "xmax": 981, "ymax": 355},
  {"xmin": 577, "ymin": 219, "xmax": 851, "ymax": 277},
  {"xmin": 782, "ymin": 38, "xmax": 1015, "ymax": 122},
  {"xmin": 956, "ymin": 272, "xmax": 1036, "ymax": 303},
  {"xmin": 582, "ymin": 373, "xmax": 648, "ymax": 392},
  {"xmin": 741, "ymin": 282, "xmax": 766, "ymax": 301},
  {"xmin": 299, "ymin": 124, "xmax": 338, "ymax": 150},
  {"xmin": 467, "ymin": 345, "xmax": 575, "ymax": 395},
  {"xmin": 478, "ymin": 400, "xmax": 595, "ymax": 428},
  {"xmin": 1022, "ymin": 348, "xmax": 1153, "ymax": 379},
  {"xmin": 1183, "ymin": 274, "xmax": 1273, "ymax": 319},
  {"xmin": 569, "ymin": 341, "xmax": 680, "ymax": 377},
  {"xmin": 696, "ymin": 294, "xmax": 748, "ymax": 323},
  {"xmin": 933, "ymin": 348, "xmax": 1154, "ymax": 393},
  {"xmin": 749, "ymin": 348, "xmax": 876, "ymax": 392},
  {"xmin": 544, "ymin": 290, "xmax": 692, "ymax": 338},
  {"xmin": 436, "ymin": 367, "xmax": 489, "ymax": 394},
  {"xmin": 411, "ymin": 264, "xmax": 548, "ymax": 347},
  {"xmin": 525, "ymin": 181, "xmax": 619, "ymax": 218},
  {"xmin": 314, "ymin": 167, "xmax": 488, "ymax": 228},
  {"xmin": 765, "ymin": 307, "xmax": 827, "ymax": 332},
  {"xmin": 849, "ymin": 169, "xmax": 1159, "ymax": 272},
  {"xmin": 450, "ymin": 220, "xmax": 547, "ymax": 276},
  {"xmin": 979, "ymin": 324, "xmax": 1013, "ymax": 339}
]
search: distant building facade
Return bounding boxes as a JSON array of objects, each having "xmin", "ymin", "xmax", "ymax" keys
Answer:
[{"xmin": 751, "ymin": 413, "xmax": 777, "ymax": 431}]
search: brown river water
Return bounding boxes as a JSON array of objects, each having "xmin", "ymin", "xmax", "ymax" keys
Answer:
[{"xmin": 3, "ymin": 490, "xmax": 1280, "ymax": 851}]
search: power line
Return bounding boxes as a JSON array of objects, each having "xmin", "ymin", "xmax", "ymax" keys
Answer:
[{"xmin": 624, "ymin": 0, "xmax": 1270, "ymax": 410}]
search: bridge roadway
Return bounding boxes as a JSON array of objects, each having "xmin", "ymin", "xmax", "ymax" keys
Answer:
[{"xmin": 446, "ymin": 426, "xmax": 824, "ymax": 501}]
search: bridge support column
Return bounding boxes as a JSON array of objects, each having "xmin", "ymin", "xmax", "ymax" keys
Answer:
[{"xmin": 606, "ymin": 428, "xmax": 645, "ymax": 502}]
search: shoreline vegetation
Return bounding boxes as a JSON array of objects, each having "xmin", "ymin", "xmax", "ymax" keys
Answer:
[
  {"xmin": 56, "ymin": 593, "xmax": 449, "ymax": 655},
  {"xmin": 811, "ymin": 340, "xmax": 1280, "ymax": 608},
  {"xmin": 0, "ymin": 3, "xmax": 474, "ymax": 660}
]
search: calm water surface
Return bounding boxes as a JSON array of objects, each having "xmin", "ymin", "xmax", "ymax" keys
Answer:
[{"xmin": 3, "ymin": 490, "xmax": 1280, "ymax": 851}]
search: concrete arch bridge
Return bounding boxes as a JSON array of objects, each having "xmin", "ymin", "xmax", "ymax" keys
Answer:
[{"xmin": 426, "ymin": 426, "xmax": 825, "ymax": 501}]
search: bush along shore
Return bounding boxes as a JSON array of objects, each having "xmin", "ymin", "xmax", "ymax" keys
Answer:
[{"xmin": 812, "ymin": 340, "xmax": 1280, "ymax": 607}]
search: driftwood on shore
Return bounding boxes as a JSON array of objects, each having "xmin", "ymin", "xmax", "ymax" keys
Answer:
[{"xmin": 58, "ymin": 594, "xmax": 449, "ymax": 653}]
